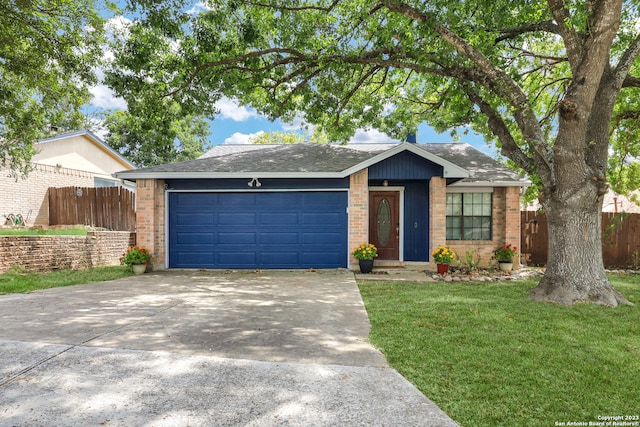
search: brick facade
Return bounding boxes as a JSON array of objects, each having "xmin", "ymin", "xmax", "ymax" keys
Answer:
[
  {"xmin": 429, "ymin": 177, "xmax": 447, "ymax": 257},
  {"xmin": 135, "ymin": 178, "xmax": 166, "ymax": 270},
  {"xmin": 348, "ymin": 169, "xmax": 369, "ymax": 268},
  {"xmin": 0, "ymin": 231, "xmax": 135, "ymax": 273},
  {"xmin": 0, "ymin": 164, "xmax": 94, "ymax": 226}
]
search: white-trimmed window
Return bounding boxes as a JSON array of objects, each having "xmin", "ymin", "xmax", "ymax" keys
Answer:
[{"xmin": 446, "ymin": 192, "xmax": 492, "ymax": 240}]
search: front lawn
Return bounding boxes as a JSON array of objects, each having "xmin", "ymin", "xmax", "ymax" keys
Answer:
[
  {"xmin": 0, "ymin": 266, "xmax": 133, "ymax": 294},
  {"xmin": 0, "ymin": 227, "xmax": 87, "ymax": 236},
  {"xmin": 358, "ymin": 275, "xmax": 639, "ymax": 427}
]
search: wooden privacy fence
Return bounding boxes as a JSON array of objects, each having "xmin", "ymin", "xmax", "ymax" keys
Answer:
[
  {"xmin": 49, "ymin": 186, "xmax": 136, "ymax": 231},
  {"xmin": 521, "ymin": 211, "xmax": 640, "ymax": 268}
]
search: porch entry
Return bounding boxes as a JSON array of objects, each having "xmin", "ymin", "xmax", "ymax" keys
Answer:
[{"xmin": 369, "ymin": 191, "xmax": 400, "ymax": 260}]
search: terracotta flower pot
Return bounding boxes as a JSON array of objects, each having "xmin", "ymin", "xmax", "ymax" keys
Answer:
[{"xmin": 437, "ymin": 263, "xmax": 449, "ymax": 275}]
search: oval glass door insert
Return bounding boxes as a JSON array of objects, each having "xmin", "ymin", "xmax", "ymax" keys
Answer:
[{"xmin": 377, "ymin": 198, "xmax": 391, "ymax": 245}]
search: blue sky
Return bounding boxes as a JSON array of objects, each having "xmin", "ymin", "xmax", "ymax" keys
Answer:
[{"xmin": 205, "ymin": 100, "xmax": 497, "ymax": 157}]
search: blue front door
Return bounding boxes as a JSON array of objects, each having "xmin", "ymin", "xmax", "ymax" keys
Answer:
[{"xmin": 168, "ymin": 192, "xmax": 348, "ymax": 269}]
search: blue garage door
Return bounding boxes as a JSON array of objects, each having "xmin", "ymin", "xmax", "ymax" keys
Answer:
[{"xmin": 169, "ymin": 192, "xmax": 348, "ymax": 269}]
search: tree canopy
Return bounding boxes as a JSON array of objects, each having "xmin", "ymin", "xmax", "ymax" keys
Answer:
[
  {"xmin": 104, "ymin": 107, "xmax": 211, "ymax": 167},
  {"xmin": 108, "ymin": 0, "xmax": 639, "ymax": 305},
  {"xmin": 0, "ymin": 0, "xmax": 107, "ymax": 175}
]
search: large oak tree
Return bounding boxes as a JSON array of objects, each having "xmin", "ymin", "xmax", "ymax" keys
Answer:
[
  {"xmin": 0, "ymin": 0, "xmax": 106, "ymax": 175},
  {"xmin": 112, "ymin": 0, "xmax": 640, "ymax": 306}
]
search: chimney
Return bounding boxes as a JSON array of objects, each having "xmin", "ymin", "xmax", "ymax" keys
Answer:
[{"xmin": 405, "ymin": 133, "xmax": 417, "ymax": 143}]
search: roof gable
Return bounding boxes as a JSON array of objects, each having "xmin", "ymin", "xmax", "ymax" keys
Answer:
[{"xmin": 35, "ymin": 130, "xmax": 135, "ymax": 172}]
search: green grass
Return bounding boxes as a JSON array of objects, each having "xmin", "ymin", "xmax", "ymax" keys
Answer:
[
  {"xmin": 0, "ymin": 266, "xmax": 133, "ymax": 294},
  {"xmin": 0, "ymin": 227, "xmax": 87, "ymax": 236},
  {"xmin": 358, "ymin": 275, "xmax": 639, "ymax": 427}
]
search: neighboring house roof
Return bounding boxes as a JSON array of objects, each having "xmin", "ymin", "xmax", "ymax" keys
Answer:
[
  {"xmin": 35, "ymin": 130, "xmax": 135, "ymax": 173},
  {"xmin": 114, "ymin": 141, "xmax": 528, "ymax": 186}
]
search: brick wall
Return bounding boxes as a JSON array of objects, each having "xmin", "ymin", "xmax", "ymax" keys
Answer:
[
  {"xmin": 349, "ymin": 169, "xmax": 369, "ymax": 268},
  {"xmin": 429, "ymin": 177, "xmax": 447, "ymax": 257},
  {"xmin": 445, "ymin": 186, "xmax": 522, "ymax": 267},
  {"xmin": 0, "ymin": 231, "xmax": 135, "ymax": 273},
  {"xmin": 0, "ymin": 164, "xmax": 95, "ymax": 226},
  {"xmin": 135, "ymin": 178, "xmax": 166, "ymax": 270}
]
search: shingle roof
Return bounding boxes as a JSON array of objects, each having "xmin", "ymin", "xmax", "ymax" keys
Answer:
[{"xmin": 114, "ymin": 142, "xmax": 528, "ymax": 186}]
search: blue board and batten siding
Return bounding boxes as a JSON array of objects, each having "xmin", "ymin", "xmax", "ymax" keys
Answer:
[
  {"xmin": 168, "ymin": 191, "xmax": 348, "ymax": 269},
  {"xmin": 403, "ymin": 182, "xmax": 430, "ymax": 261},
  {"xmin": 369, "ymin": 151, "xmax": 438, "ymax": 262},
  {"xmin": 368, "ymin": 151, "xmax": 443, "ymax": 180}
]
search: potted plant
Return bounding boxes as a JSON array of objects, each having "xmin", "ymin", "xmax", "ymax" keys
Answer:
[
  {"xmin": 120, "ymin": 245, "xmax": 152, "ymax": 275},
  {"xmin": 352, "ymin": 243, "xmax": 378, "ymax": 273},
  {"xmin": 432, "ymin": 245, "xmax": 456, "ymax": 274},
  {"xmin": 494, "ymin": 243, "xmax": 518, "ymax": 271}
]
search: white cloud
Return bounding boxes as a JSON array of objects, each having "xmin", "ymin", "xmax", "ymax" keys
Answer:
[
  {"xmin": 187, "ymin": 1, "xmax": 211, "ymax": 15},
  {"xmin": 223, "ymin": 131, "xmax": 264, "ymax": 144},
  {"xmin": 349, "ymin": 128, "xmax": 396, "ymax": 144},
  {"xmin": 105, "ymin": 15, "xmax": 132, "ymax": 37},
  {"xmin": 214, "ymin": 97, "xmax": 260, "ymax": 121},
  {"xmin": 90, "ymin": 84, "xmax": 127, "ymax": 110}
]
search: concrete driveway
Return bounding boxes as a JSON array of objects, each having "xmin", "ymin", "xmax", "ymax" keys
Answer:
[{"xmin": 0, "ymin": 270, "xmax": 458, "ymax": 426}]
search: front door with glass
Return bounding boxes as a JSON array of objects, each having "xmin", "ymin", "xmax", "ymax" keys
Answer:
[{"xmin": 369, "ymin": 191, "xmax": 400, "ymax": 260}]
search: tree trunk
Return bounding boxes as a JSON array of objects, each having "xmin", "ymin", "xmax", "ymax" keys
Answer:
[{"xmin": 530, "ymin": 191, "xmax": 632, "ymax": 307}]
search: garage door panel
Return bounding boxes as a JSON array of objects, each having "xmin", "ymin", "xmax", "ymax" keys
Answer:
[
  {"xmin": 219, "ymin": 212, "xmax": 256, "ymax": 225},
  {"xmin": 302, "ymin": 212, "xmax": 344, "ymax": 225},
  {"xmin": 260, "ymin": 232, "xmax": 299, "ymax": 244},
  {"xmin": 174, "ymin": 193, "xmax": 217, "ymax": 206},
  {"xmin": 225, "ymin": 193, "xmax": 257, "ymax": 205},
  {"xmin": 302, "ymin": 232, "xmax": 343, "ymax": 244},
  {"xmin": 259, "ymin": 212, "xmax": 299, "ymax": 225},
  {"xmin": 174, "ymin": 252, "xmax": 215, "ymax": 267},
  {"xmin": 175, "ymin": 233, "xmax": 214, "ymax": 244},
  {"xmin": 169, "ymin": 192, "xmax": 347, "ymax": 269},
  {"xmin": 217, "ymin": 252, "xmax": 257, "ymax": 266},
  {"xmin": 259, "ymin": 251, "xmax": 300, "ymax": 266},
  {"xmin": 302, "ymin": 252, "xmax": 343, "ymax": 265},
  {"xmin": 176, "ymin": 213, "xmax": 214, "ymax": 226},
  {"xmin": 218, "ymin": 232, "xmax": 256, "ymax": 244}
]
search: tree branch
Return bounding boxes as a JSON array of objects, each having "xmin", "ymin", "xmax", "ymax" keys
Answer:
[
  {"xmin": 546, "ymin": 0, "xmax": 582, "ymax": 70},
  {"xmin": 463, "ymin": 85, "xmax": 536, "ymax": 175},
  {"xmin": 494, "ymin": 20, "xmax": 559, "ymax": 44},
  {"xmin": 244, "ymin": 0, "xmax": 340, "ymax": 12},
  {"xmin": 614, "ymin": 33, "xmax": 640, "ymax": 88},
  {"xmin": 622, "ymin": 75, "xmax": 640, "ymax": 88}
]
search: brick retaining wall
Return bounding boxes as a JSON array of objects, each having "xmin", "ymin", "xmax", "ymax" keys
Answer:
[{"xmin": 0, "ymin": 231, "xmax": 136, "ymax": 273}]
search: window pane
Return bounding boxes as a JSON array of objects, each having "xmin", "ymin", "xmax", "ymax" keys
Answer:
[
  {"xmin": 482, "ymin": 203, "xmax": 492, "ymax": 216},
  {"xmin": 452, "ymin": 202, "xmax": 462, "ymax": 215},
  {"xmin": 463, "ymin": 198, "xmax": 473, "ymax": 216},
  {"xmin": 447, "ymin": 227, "xmax": 461, "ymax": 240},
  {"xmin": 481, "ymin": 228, "xmax": 491, "ymax": 240},
  {"xmin": 463, "ymin": 228, "xmax": 474, "ymax": 240},
  {"xmin": 377, "ymin": 198, "xmax": 391, "ymax": 245},
  {"xmin": 473, "ymin": 193, "xmax": 484, "ymax": 203}
]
